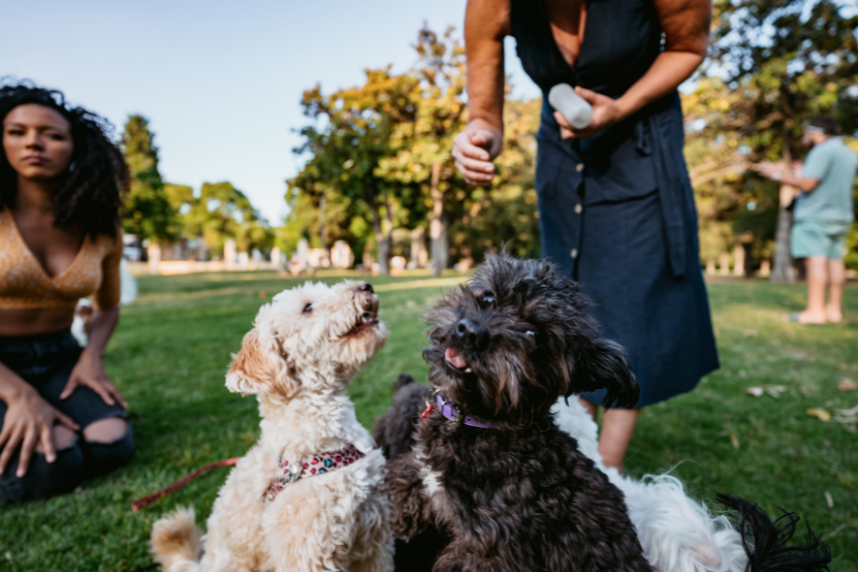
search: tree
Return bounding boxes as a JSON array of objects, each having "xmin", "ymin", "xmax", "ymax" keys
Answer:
[
  {"xmin": 287, "ymin": 27, "xmax": 545, "ymax": 271},
  {"xmin": 290, "ymin": 68, "xmax": 420, "ymax": 275},
  {"xmin": 710, "ymin": 0, "xmax": 858, "ymax": 281},
  {"xmin": 378, "ymin": 26, "xmax": 542, "ymax": 273},
  {"xmin": 181, "ymin": 181, "xmax": 273, "ymax": 256},
  {"xmin": 683, "ymin": 78, "xmax": 778, "ymax": 275},
  {"xmin": 379, "ymin": 26, "xmax": 468, "ymax": 275},
  {"xmin": 121, "ymin": 115, "xmax": 179, "ymax": 242}
]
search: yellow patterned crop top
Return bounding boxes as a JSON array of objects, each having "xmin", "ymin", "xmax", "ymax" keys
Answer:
[{"xmin": 0, "ymin": 210, "xmax": 122, "ymax": 310}]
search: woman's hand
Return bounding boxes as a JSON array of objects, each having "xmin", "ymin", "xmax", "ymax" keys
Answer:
[
  {"xmin": 0, "ymin": 387, "xmax": 79, "ymax": 477},
  {"xmin": 555, "ymin": 87, "xmax": 629, "ymax": 139},
  {"xmin": 452, "ymin": 126, "xmax": 502, "ymax": 186},
  {"xmin": 61, "ymin": 348, "xmax": 127, "ymax": 408}
]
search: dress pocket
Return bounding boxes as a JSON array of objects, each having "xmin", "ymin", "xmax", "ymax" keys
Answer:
[{"xmin": 535, "ymin": 142, "xmax": 564, "ymax": 201}]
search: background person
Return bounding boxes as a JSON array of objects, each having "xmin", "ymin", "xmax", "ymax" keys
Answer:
[
  {"xmin": 755, "ymin": 117, "xmax": 858, "ymax": 324},
  {"xmin": 451, "ymin": 0, "xmax": 719, "ymax": 470},
  {"xmin": 0, "ymin": 82, "xmax": 133, "ymax": 501}
]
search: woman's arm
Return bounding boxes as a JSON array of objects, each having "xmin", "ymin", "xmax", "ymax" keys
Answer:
[
  {"xmin": 452, "ymin": 0, "xmax": 511, "ymax": 186},
  {"xmin": 559, "ymin": 0, "xmax": 711, "ymax": 139},
  {"xmin": 0, "ymin": 362, "xmax": 79, "ymax": 477},
  {"xmin": 61, "ymin": 237, "xmax": 127, "ymax": 407},
  {"xmin": 61, "ymin": 305, "xmax": 126, "ymax": 407}
]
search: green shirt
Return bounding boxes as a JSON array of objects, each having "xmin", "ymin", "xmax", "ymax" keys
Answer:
[{"xmin": 794, "ymin": 137, "xmax": 858, "ymax": 223}]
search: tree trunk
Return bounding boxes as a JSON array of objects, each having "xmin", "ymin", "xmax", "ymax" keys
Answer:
[
  {"xmin": 739, "ymin": 231, "xmax": 754, "ymax": 278},
  {"xmin": 410, "ymin": 227, "xmax": 427, "ymax": 269},
  {"xmin": 367, "ymin": 181, "xmax": 390, "ymax": 276},
  {"xmin": 770, "ymin": 147, "xmax": 795, "ymax": 283},
  {"xmin": 430, "ymin": 162, "xmax": 448, "ymax": 277},
  {"xmin": 319, "ymin": 192, "xmax": 328, "ymax": 257}
]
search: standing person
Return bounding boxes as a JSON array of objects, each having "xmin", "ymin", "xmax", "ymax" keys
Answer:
[
  {"xmin": 452, "ymin": 0, "xmax": 719, "ymax": 470},
  {"xmin": 0, "ymin": 81, "xmax": 134, "ymax": 501},
  {"xmin": 756, "ymin": 117, "xmax": 858, "ymax": 324}
]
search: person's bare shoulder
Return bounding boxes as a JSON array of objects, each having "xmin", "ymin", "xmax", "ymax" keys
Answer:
[
  {"xmin": 465, "ymin": 0, "xmax": 512, "ymax": 43},
  {"xmin": 652, "ymin": 0, "xmax": 710, "ymax": 56}
]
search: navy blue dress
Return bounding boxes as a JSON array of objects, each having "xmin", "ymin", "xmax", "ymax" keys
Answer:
[{"xmin": 510, "ymin": 0, "xmax": 719, "ymax": 407}]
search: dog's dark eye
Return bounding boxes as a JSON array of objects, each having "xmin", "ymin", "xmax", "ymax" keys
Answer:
[
  {"xmin": 480, "ymin": 293, "xmax": 496, "ymax": 305},
  {"xmin": 303, "ymin": 303, "xmax": 313, "ymax": 313},
  {"xmin": 525, "ymin": 330, "xmax": 536, "ymax": 337}
]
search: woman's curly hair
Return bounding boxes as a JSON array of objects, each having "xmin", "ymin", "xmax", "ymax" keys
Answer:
[{"xmin": 0, "ymin": 79, "xmax": 129, "ymax": 237}]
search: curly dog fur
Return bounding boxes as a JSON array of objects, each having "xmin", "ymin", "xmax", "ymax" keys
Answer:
[
  {"xmin": 151, "ymin": 280, "xmax": 394, "ymax": 572},
  {"xmin": 385, "ymin": 254, "xmax": 652, "ymax": 572},
  {"xmin": 378, "ymin": 254, "xmax": 830, "ymax": 572},
  {"xmin": 373, "ymin": 374, "xmax": 430, "ymax": 462}
]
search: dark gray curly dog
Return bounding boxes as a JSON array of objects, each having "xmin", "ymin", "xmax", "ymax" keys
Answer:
[
  {"xmin": 373, "ymin": 374, "xmax": 430, "ymax": 462},
  {"xmin": 383, "ymin": 254, "xmax": 652, "ymax": 572},
  {"xmin": 373, "ymin": 374, "xmax": 451, "ymax": 572}
]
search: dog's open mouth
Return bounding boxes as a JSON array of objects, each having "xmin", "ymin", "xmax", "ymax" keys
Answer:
[
  {"xmin": 343, "ymin": 307, "xmax": 379, "ymax": 337},
  {"xmin": 445, "ymin": 347, "xmax": 473, "ymax": 374}
]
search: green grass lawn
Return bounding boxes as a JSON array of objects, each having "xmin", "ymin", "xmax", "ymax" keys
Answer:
[{"xmin": 1, "ymin": 271, "xmax": 856, "ymax": 571}]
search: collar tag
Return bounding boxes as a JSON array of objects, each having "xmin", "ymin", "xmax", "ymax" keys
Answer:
[{"xmin": 435, "ymin": 393, "xmax": 496, "ymax": 429}]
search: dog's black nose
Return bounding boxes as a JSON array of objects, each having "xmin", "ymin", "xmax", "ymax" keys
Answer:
[
  {"xmin": 455, "ymin": 319, "xmax": 488, "ymax": 350},
  {"xmin": 357, "ymin": 283, "xmax": 374, "ymax": 293}
]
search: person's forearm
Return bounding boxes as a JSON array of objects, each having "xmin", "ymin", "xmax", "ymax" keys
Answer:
[
  {"xmin": 616, "ymin": 51, "xmax": 704, "ymax": 118},
  {"xmin": 84, "ymin": 306, "xmax": 120, "ymax": 357},
  {"xmin": 777, "ymin": 173, "xmax": 819, "ymax": 192},
  {"xmin": 463, "ymin": 0, "xmax": 508, "ymax": 137},
  {"xmin": 0, "ymin": 361, "xmax": 36, "ymax": 403}
]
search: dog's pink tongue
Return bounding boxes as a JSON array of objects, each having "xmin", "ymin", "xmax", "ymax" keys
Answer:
[{"xmin": 445, "ymin": 347, "xmax": 468, "ymax": 369}]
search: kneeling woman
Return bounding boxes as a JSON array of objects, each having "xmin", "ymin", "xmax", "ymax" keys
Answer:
[{"xmin": 0, "ymin": 82, "xmax": 133, "ymax": 500}]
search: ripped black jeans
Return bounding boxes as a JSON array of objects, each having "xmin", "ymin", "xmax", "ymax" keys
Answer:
[{"xmin": 0, "ymin": 330, "xmax": 134, "ymax": 501}]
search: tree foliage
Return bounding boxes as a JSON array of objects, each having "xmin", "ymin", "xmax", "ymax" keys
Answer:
[
  {"xmin": 168, "ymin": 181, "xmax": 274, "ymax": 256},
  {"xmin": 287, "ymin": 26, "xmax": 541, "ymax": 271},
  {"xmin": 288, "ymin": 67, "xmax": 420, "ymax": 274},
  {"xmin": 701, "ymin": 0, "xmax": 858, "ymax": 279},
  {"xmin": 121, "ymin": 115, "xmax": 179, "ymax": 242}
]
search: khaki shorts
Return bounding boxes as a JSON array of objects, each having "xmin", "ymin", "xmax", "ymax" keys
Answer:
[{"xmin": 791, "ymin": 219, "xmax": 852, "ymax": 260}]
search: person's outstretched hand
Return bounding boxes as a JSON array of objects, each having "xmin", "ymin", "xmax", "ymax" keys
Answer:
[
  {"xmin": 62, "ymin": 348, "xmax": 127, "ymax": 408},
  {"xmin": 0, "ymin": 388, "xmax": 79, "ymax": 477},
  {"xmin": 555, "ymin": 86, "xmax": 627, "ymax": 139},
  {"xmin": 752, "ymin": 159, "xmax": 785, "ymax": 180},
  {"xmin": 452, "ymin": 127, "xmax": 501, "ymax": 186}
]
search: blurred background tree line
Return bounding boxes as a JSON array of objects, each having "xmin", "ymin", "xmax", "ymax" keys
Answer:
[
  {"xmin": 120, "ymin": 115, "xmax": 274, "ymax": 262},
  {"xmin": 120, "ymin": 0, "xmax": 857, "ymax": 278},
  {"xmin": 285, "ymin": 26, "xmax": 540, "ymax": 276}
]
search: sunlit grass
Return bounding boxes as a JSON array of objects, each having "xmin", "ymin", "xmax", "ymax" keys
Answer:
[{"xmin": 1, "ymin": 272, "xmax": 855, "ymax": 571}]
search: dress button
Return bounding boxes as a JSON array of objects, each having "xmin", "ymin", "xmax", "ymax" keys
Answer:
[
  {"xmin": 574, "ymin": 204, "xmax": 583, "ymax": 214},
  {"xmin": 576, "ymin": 163, "xmax": 584, "ymax": 172},
  {"xmin": 570, "ymin": 248, "xmax": 578, "ymax": 259}
]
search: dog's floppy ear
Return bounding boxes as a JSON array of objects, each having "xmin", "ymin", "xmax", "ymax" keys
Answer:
[
  {"xmin": 568, "ymin": 338, "xmax": 639, "ymax": 408},
  {"xmin": 226, "ymin": 328, "xmax": 299, "ymax": 400}
]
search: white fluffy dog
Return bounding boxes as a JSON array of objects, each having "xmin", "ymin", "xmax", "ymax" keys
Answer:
[
  {"xmin": 552, "ymin": 398, "xmax": 748, "ymax": 572},
  {"xmin": 151, "ymin": 280, "xmax": 394, "ymax": 572}
]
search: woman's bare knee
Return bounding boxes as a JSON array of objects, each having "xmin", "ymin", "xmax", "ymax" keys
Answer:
[
  {"xmin": 34, "ymin": 425, "xmax": 77, "ymax": 453},
  {"xmin": 82, "ymin": 417, "xmax": 128, "ymax": 444}
]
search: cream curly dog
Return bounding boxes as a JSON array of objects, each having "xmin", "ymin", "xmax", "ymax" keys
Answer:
[{"xmin": 151, "ymin": 280, "xmax": 393, "ymax": 572}]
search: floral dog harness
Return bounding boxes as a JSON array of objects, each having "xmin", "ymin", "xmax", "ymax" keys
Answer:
[{"xmin": 263, "ymin": 445, "xmax": 366, "ymax": 504}]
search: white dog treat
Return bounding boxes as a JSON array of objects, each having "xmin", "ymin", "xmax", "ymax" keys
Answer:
[{"xmin": 548, "ymin": 83, "xmax": 593, "ymax": 130}]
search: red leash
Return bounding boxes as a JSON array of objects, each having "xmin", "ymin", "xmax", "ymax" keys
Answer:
[{"xmin": 132, "ymin": 458, "xmax": 240, "ymax": 511}]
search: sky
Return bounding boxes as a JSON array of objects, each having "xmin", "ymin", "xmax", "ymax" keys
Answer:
[{"xmin": 3, "ymin": 0, "xmax": 540, "ymax": 224}]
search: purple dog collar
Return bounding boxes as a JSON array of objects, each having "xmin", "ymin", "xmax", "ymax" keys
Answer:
[{"xmin": 435, "ymin": 393, "xmax": 496, "ymax": 429}]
